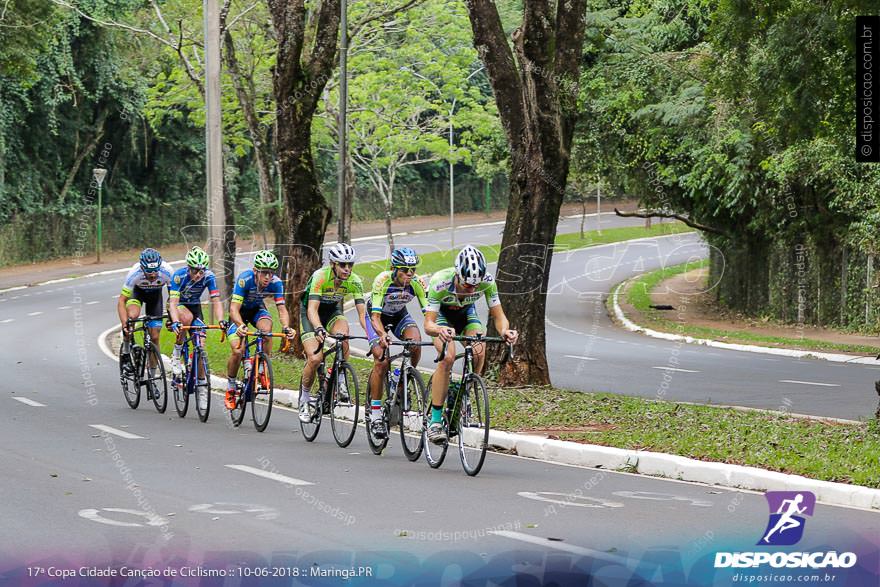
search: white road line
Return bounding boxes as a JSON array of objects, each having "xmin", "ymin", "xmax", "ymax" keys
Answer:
[
  {"xmin": 27, "ymin": 311, "xmax": 43, "ymax": 316},
  {"xmin": 57, "ymin": 306, "xmax": 71, "ymax": 310},
  {"xmin": 651, "ymin": 366, "xmax": 700, "ymax": 373},
  {"xmin": 13, "ymin": 397, "xmax": 46, "ymax": 407},
  {"xmin": 89, "ymin": 424, "xmax": 145, "ymax": 439},
  {"xmin": 0, "ymin": 319, "xmax": 13, "ymax": 324},
  {"xmin": 489, "ymin": 531, "xmax": 631, "ymax": 566},
  {"xmin": 564, "ymin": 354, "xmax": 598, "ymax": 361},
  {"xmin": 778, "ymin": 380, "xmax": 840, "ymax": 388},
  {"xmin": 225, "ymin": 464, "xmax": 313, "ymax": 486},
  {"xmin": 86, "ymin": 300, "xmax": 100, "ymax": 305}
]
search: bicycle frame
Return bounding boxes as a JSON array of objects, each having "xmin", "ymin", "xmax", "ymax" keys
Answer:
[{"xmin": 239, "ymin": 331, "xmax": 288, "ymax": 402}]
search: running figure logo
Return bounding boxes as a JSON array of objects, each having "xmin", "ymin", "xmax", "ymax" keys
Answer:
[{"xmin": 758, "ymin": 491, "xmax": 816, "ymax": 546}]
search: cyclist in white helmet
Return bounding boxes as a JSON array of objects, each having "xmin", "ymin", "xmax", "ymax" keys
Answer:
[
  {"xmin": 423, "ymin": 245, "xmax": 518, "ymax": 443},
  {"xmin": 297, "ymin": 242, "xmax": 368, "ymax": 423}
]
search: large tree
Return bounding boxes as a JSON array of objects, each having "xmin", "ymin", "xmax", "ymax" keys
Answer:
[{"xmin": 465, "ymin": 0, "xmax": 587, "ymax": 384}]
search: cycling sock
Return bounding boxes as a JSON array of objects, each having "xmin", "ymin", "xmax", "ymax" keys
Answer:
[
  {"xmin": 371, "ymin": 399, "xmax": 382, "ymax": 416},
  {"xmin": 431, "ymin": 405, "xmax": 443, "ymax": 424},
  {"xmin": 172, "ymin": 344, "xmax": 182, "ymax": 357},
  {"xmin": 300, "ymin": 390, "xmax": 312, "ymax": 404},
  {"xmin": 227, "ymin": 377, "xmax": 236, "ymax": 391}
]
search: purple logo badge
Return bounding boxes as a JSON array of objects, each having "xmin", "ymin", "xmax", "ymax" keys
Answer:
[{"xmin": 758, "ymin": 491, "xmax": 816, "ymax": 546}]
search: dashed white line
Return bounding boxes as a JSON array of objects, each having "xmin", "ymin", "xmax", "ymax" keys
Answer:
[
  {"xmin": 27, "ymin": 311, "xmax": 43, "ymax": 316},
  {"xmin": 89, "ymin": 425, "xmax": 145, "ymax": 439},
  {"xmin": 13, "ymin": 397, "xmax": 46, "ymax": 407},
  {"xmin": 564, "ymin": 355, "xmax": 598, "ymax": 361},
  {"xmin": 57, "ymin": 306, "xmax": 71, "ymax": 310},
  {"xmin": 651, "ymin": 366, "xmax": 700, "ymax": 373},
  {"xmin": 778, "ymin": 380, "xmax": 840, "ymax": 388},
  {"xmin": 0, "ymin": 319, "xmax": 13, "ymax": 324},
  {"xmin": 86, "ymin": 301, "xmax": 100, "ymax": 305},
  {"xmin": 225, "ymin": 464, "xmax": 313, "ymax": 486}
]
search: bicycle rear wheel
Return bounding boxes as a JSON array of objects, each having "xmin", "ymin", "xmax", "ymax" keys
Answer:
[
  {"xmin": 300, "ymin": 365, "xmax": 323, "ymax": 442},
  {"xmin": 147, "ymin": 345, "xmax": 168, "ymax": 414},
  {"xmin": 365, "ymin": 377, "xmax": 389, "ymax": 455},
  {"xmin": 330, "ymin": 362, "xmax": 360, "ymax": 448},
  {"xmin": 229, "ymin": 360, "xmax": 248, "ymax": 427},
  {"xmin": 399, "ymin": 368, "xmax": 426, "ymax": 461},
  {"xmin": 251, "ymin": 353, "xmax": 274, "ymax": 432},
  {"xmin": 423, "ymin": 376, "xmax": 448, "ymax": 469},
  {"xmin": 194, "ymin": 349, "xmax": 211, "ymax": 422},
  {"xmin": 173, "ymin": 350, "xmax": 189, "ymax": 418},
  {"xmin": 120, "ymin": 344, "xmax": 140, "ymax": 409},
  {"xmin": 457, "ymin": 374, "xmax": 490, "ymax": 477}
]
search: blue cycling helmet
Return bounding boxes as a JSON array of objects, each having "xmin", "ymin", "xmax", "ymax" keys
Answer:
[
  {"xmin": 390, "ymin": 247, "xmax": 420, "ymax": 268},
  {"xmin": 139, "ymin": 248, "xmax": 162, "ymax": 273}
]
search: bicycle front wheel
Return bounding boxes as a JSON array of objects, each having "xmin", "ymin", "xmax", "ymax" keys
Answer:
[
  {"xmin": 457, "ymin": 374, "xmax": 490, "ymax": 477},
  {"xmin": 148, "ymin": 345, "xmax": 168, "ymax": 414},
  {"xmin": 399, "ymin": 368, "xmax": 426, "ymax": 461},
  {"xmin": 195, "ymin": 349, "xmax": 211, "ymax": 422},
  {"xmin": 173, "ymin": 351, "xmax": 189, "ymax": 418},
  {"xmin": 300, "ymin": 366, "xmax": 323, "ymax": 442},
  {"xmin": 120, "ymin": 344, "xmax": 140, "ymax": 409},
  {"xmin": 330, "ymin": 362, "xmax": 360, "ymax": 448},
  {"xmin": 229, "ymin": 360, "xmax": 248, "ymax": 427},
  {"xmin": 423, "ymin": 376, "xmax": 448, "ymax": 469},
  {"xmin": 251, "ymin": 353, "xmax": 274, "ymax": 432}
]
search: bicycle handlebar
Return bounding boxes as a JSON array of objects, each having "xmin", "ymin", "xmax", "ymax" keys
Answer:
[
  {"xmin": 243, "ymin": 331, "xmax": 291, "ymax": 353},
  {"xmin": 312, "ymin": 333, "xmax": 369, "ymax": 355},
  {"xmin": 434, "ymin": 334, "xmax": 516, "ymax": 363},
  {"xmin": 181, "ymin": 324, "xmax": 227, "ymax": 343}
]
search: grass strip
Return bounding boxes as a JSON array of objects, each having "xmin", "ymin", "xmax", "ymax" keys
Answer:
[{"xmin": 622, "ymin": 260, "xmax": 880, "ymax": 355}]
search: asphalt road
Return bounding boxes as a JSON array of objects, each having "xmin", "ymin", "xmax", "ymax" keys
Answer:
[{"xmin": 0, "ymin": 214, "xmax": 877, "ymax": 582}]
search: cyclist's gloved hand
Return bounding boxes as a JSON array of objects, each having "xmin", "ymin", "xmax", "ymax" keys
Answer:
[
  {"xmin": 237, "ymin": 324, "xmax": 248, "ymax": 338},
  {"xmin": 315, "ymin": 326, "xmax": 327, "ymax": 342},
  {"xmin": 121, "ymin": 321, "xmax": 131, "ymax": 337},
  {"xmin": 283, "ymin": 326, "xmax": 295, "ymax": 339},
  {"xmin": 503, "ymin": 329, "xmax": 518, "ymax": 345},
  {"xmin": 218, "ymin": 319, "xmax": 230, "ymax": 331},
  {"xmin": 171, "ymin": 321, "xmax": 182, "ymax": 334},
  {"xmin": 438, "ymin": 327, "xmax": 456, "ymax": 343}
]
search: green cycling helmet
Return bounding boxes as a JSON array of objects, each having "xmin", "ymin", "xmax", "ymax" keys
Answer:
[
  {"xmin": 254, "ymin": 250, "xmax": 279, "ymax": 271},
  {"xmin": 186, "ymin": 246, "xmax": 210, "ymax": 269}
]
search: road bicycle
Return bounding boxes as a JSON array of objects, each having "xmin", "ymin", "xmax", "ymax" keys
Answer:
[
  {"xmin": 365, "ymin": 337, "xmax": 433, "ymax": 459},
  {"xmin": 227, "ymin": 331, "xmax": 289, "ymax": 432},
  {"xmin": 171, "ymin": 323, "xmax": 225, "ymax": 422},
  {"xmin": 300, "ymin": 333, "xmax": 366, "ymax": 447},
  {"xmin": 119, "ymin": 314, "xmax": 169, "ymax": 413},
  {"xmin": 424, "ymin": 334, "xmax": 514, "ymax": 476}
]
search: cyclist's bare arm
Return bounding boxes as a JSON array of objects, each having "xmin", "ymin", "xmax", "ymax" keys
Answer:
[
  {"xmin": 276, "ymin": 302, "xmax": 291, "ymax": 331},
  {"xmin": 229, "ymin": 301, "xmax": 244, "ymax": 330},
  {"xmin": 210, "ymin": 297, "xmax": 224, "ymax": 324},
  {"xmin": 168, "ymin": 296, "xmax": 181, "ymax": 324},
  {"xmin": 306, "ymin": 299, "xmax": 323, "ymax": 331},
  {"xmin": 355, "ymin": 301, "xmax": 368, "ymax": 335},
  {"xmin": 489, "ymin": 305, "xmax": 518, "ymax": 344},
  {"xmin": 117, "ymin": 295, "xmax": 130, "ymax": 331}
]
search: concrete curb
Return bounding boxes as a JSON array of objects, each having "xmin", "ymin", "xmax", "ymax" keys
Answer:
[
  {"xmin": 98, "ymin": 324, "xmax": 880, "ymax": 511},
  {"xmin": 611, "ymin": 280, "xmax": 880, "ymax": 366}
]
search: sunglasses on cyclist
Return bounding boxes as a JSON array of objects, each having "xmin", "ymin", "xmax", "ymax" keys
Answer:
[
  {"xmin": 395, "ymin": 266, "xmax": 417, "ymax": 274},
  {"xmin": 335, "ymin": 262, "xmax": 354, "ymax": 269}
]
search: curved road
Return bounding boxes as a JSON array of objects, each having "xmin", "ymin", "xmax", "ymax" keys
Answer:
[{"xmin": 0, "ymin": 214, "xmax": 877, "ymax": 581}]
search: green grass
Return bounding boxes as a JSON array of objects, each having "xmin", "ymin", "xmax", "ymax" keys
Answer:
[
  {"xmin": 621, "ymin": 260, "xmax": 880, "ymax": 355},
  {"xmin": 490, "ymin": 386, "xmax": 880, "ymax": 487}
]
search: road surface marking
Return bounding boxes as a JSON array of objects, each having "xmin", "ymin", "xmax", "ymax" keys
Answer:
[
  {"xmin": 612, "ymin": 491, "xmax": 713, "ymax": 507},
  {"xmin": 13, "ymin": 397, "xmax": 45, "ymax": 407},
  {"xmin": 651, "ymin": 366, "xmax": 699, "ymax": 373},
  {"xmin": 778, "ymin": 380, "xmax": 840, "ymax": 388},
  {"xmin": 189, "ymin": 503, "xmax": 279, "ymax": 519},
  {"xmin": 225, "ymin": 464, "xmax": 313, "ymax": 486},
  {"xmin": 0, "ymin": 319, "xmax": 13, "ymax": 323},
  {"xmin": 490, "ymin": 531, "xmax": 631, "ymax": 565},
  {"xmin": 564, "ymin": 355, "xmax": 598, "ymax": 361},
  {"xmin": 86, "ymin": 300, "xmax": 100, "ymax": 305},
  {"xmin": 79, "ymin": 508, "xmax": 168, "ymax": 527},
  {"xmin": 518, "ymin": 491, "xmax": 624, "ymax": 509},
  {"xmin": 57, "ymin": 306, "xmax": 71, "ymax": 310},
  {"xmin": 27, "ymin": 311, "xmax": 42, "ymax": 316},
  {"xmin": 89, "ymin": 424, "xmax": 145, "ymax": 439}
]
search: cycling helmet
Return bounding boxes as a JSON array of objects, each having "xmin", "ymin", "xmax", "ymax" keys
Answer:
[
  {"xmin": 328, "ymin": 242, "xmax": 356, "ymax": 264},
  {"xmin": 139, "ymin": 248, "xmax": 162, "ymax": 273},
  {"xmin": 186, "ymin": 246, "xmax": 210, "ymax": 269},
  {"xmin": 253, "ymin": 250, "xmax": 279, "ymax": 271},
  {"xmin": 454, "ymin": 245, "xmax": 487, "ymax": 285},
  {"xmin": 390, "ymin": 247, "xmax": 420, "ymax": 268}
]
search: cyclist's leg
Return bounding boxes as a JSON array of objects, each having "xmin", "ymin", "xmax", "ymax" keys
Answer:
[
  {"xmin": 328, "ymin": 310, "xmax": 350, "ymax": 358},
  {"xmin": 462, "ymin": 305, "xmax": 487, "ymax": 374},
  {"xmin": 254, "ymin": 309, "xmax": 273, "ymax": 355},
  {"xmin": 143, "ymin": 290, "xmax": 164, "ymax": 372},
  {"xmin": 299, "ymin": 305, "xmax": 324, "ymax": 405},
  {"xmin": 430, "ymin": 308, "xmax": 462, "ymax": 412},
  {"xmin": 394, "ymin": 311, "xmax": 422, "ymax": 367},
  {"xmin": 177, "ymin": 305, "xmax": 195, "ymax": 342},
  {"xmin": 226, "ymin": 308, "xmax": 255, "ymax": 404},
  {"xmin": 366, "ymin": 309, "xmax": 389, "ymax": 403}
]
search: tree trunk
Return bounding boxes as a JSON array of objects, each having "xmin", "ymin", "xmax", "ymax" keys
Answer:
[
  {"xmin": 59, "ymin": 108, "xmax": 108, "ymax": 204},
  {"xmin": 466, "ymin": 0, "xmax": 588, "ymax": 385},
  {"xmin": 384, "ymin": 200, "xmax": 395, "ymax": 251},
  {"xmin": 342, "ymin": 154, "xmax": 356, "ymax": 242},
  {"xmin": 268, "ymin": 0, "xmax": 341, "ymax": 355}
]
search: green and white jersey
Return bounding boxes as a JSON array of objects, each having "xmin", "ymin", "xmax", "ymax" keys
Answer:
[
  {"xmin": 302, "ymin": 266, "xmax": 365, "ymax": 310},
  {"xmin": 370, "ymin": 271, "xmax": 428, "ymax": 315},
  {"xmin": 425, "ymin": 267, "xmax": 501, "ymax": 313}
]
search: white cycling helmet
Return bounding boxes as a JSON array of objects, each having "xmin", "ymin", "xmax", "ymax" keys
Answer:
[
  {"xmin": 327, "ymin": 242, "xmax": 356, "ymax": 264},
  {"xmin": 454, "ymin": 245, "xmax": 487, "ymax": 285}
]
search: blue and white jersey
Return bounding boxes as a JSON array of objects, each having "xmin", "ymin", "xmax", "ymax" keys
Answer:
[
  {"xmin": 120, "ymin": 261, "xmax": 173, "ymax": 296},
  {"xmin": 169, "ymin": 267, "xmax": 220, "ymax": 305},
  {"xmin": 231, "ymin": 269, "xmax": 284, "ymax": 310}
]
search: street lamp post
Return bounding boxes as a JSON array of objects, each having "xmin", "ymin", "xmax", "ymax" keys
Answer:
[{"xmin": 93, "ymin": 168, "xmax": 107, "ymax": 263}]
